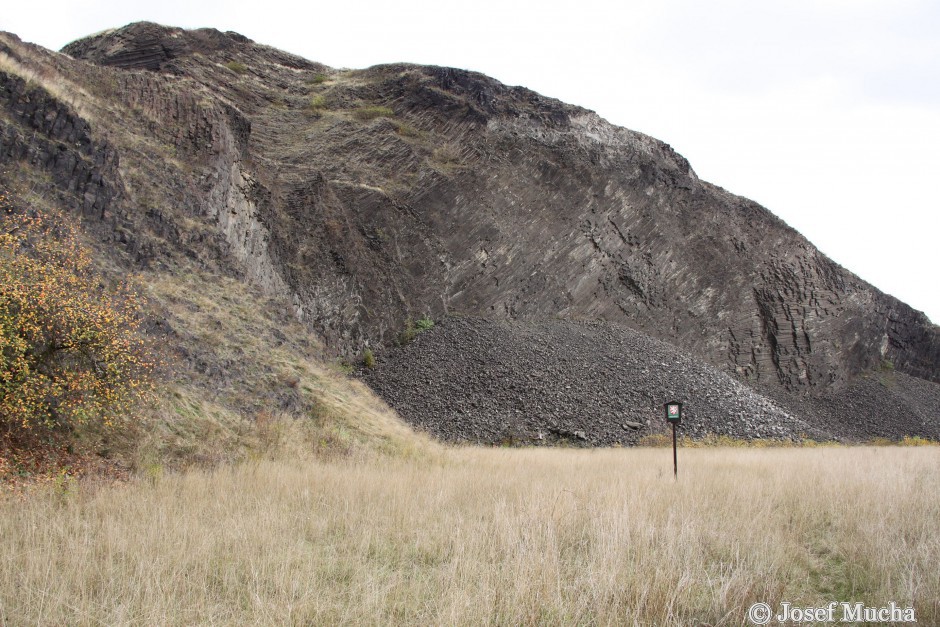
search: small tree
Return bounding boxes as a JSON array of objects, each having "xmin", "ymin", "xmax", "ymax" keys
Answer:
[{"xmin": 0, "ymin": 196, "xmax": 153, "ymax": 434}]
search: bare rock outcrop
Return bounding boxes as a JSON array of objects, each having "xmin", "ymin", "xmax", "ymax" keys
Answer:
[
  {"xmin": 0, "ymin": 23, "xmax": 936, "ymax": 442},
  {"xmin": 0, "ymin": 70, "xmax": 121, "ymax": 219}
]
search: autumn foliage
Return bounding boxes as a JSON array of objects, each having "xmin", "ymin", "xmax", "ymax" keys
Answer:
[{"xmin": 1, "ymin": 192, "xmax": 152, "ymax": 434}]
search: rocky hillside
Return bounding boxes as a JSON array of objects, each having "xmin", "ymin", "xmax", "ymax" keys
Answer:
[{"xmin": 1, "ymin": 22, "xmax": 937, "ymax": 444}]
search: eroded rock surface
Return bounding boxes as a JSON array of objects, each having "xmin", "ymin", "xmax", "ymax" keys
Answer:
[
  {"xmin": 54, "ymin": 24, "xmax": 940, "ymax": 390},
  {"xmin": 0, "ymin": 23, "xmax": 936, "ymax": 442}
]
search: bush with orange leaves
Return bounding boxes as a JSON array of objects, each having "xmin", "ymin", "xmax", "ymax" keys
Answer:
[{"xmin": 1, "ymin": 193, "xmax": 153, "ymax": 434}]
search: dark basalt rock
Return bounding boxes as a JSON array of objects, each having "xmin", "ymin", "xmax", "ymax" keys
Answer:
[
  {"xmin": 0, "ymin": 71, "xmax": 122, "ymax": 220},
  {"xmin": 0, "ymin": 22, "xmax": 936, "ymax": 442},
  {"xmin": 61, "ymin": 22, "xmax": 250, "ymax": 72},
  {"xmin": 62, "ymin": 22, "xmax": 316, "ymax": 74},
  {"xmin": 362, "ymin": 317, "xmax": 826, "ymax": 445}
]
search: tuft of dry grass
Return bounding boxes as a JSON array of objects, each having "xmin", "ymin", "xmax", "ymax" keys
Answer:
[
  {"xmin": 1, "ymin": 446, "xmax": 936, "ymax": 625},
  {"xmin": 223, "ymin": 60, "xmax": 248, "ymax": 75},
  {"xmin": 353, "ymin": 105, "xmax": 395, "ymax": 121}
]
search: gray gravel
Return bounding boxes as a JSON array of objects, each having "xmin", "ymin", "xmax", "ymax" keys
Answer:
[{"xmin": 362, "ymin": 317, "xmax": 829, "ymax": 445}]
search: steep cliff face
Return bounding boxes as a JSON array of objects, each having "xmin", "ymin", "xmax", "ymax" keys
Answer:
[
  {"xmin": 0, "ymin": 69, "xmax": 121, "ymax": 220},
  {"xmin": 1, "ymin": 23, "xmax": 937, "ymax": 441}
]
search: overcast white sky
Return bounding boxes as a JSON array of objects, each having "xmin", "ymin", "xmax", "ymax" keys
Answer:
[{"xmin": 4, "ymin": 0, "xmax": 939, "ymax": 322}]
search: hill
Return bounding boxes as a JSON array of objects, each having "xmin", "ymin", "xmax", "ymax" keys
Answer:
[{"xmin": 0, "ymin": 22, "xmax": 937, "ymax": 453}]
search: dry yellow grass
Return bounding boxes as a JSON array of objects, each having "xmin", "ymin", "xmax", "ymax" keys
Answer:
[
  {"xmin": 1, "ymin": 446, "xmax": 937, "ymax": 625},
  {"xmin": 0, "ymin": 45, "xmax": 96, "ymax": 121},
  {"xmin": 135, "ymin": 269, "xmax": 437, "ymax": 468}
]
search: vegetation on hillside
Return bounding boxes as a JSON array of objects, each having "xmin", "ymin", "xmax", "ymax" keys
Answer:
[
  {"xmin": 0, "ymin": 194, "xmax": 153, "ymax": 436},
  {"xmin": 352, "ymin": 105, "xmax": 395, "ymax": 121},
  {"xmin": 397, "ymin": 314, "xmax": 435, "ymax": 345}
]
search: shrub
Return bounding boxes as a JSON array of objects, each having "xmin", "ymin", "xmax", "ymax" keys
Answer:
[
  {"xmin": 397, "ymin": 324, "xmax": 417, "ymax": 346},
  {"xmin": 414, "ymin": 315, "xmax": 434, "ymax": 331},
  {"xmin": 0, "ymin": 201, "xmax": 153, "ymax": 433},
  {"xmin": 308, "ymin": 95, "xmax": 327, "ymax": 111},
  {"xmin": 899, "ymin": 435, "xmax": 938, "ymax": 447},
  {"xmin": 353, "ymin": 106, "xmax": 394, "ymax": 121},
  {"xmin": 308, "ymin": 74, "xmax": 328, "ymax": 85},
  {"xmin": 332, "ymin": 360, "xmax": 354, "ymax": 375},
  {"xmin": 224, "ymin": 61, "xmax": 248, "ymax": 75},
  {"xmin": 396, "ymin": 315, "xmax": 434, "ymax": 346},
  {"xmin": 362, "ymin": 348, "xmax": 375, "ymax": 369}
]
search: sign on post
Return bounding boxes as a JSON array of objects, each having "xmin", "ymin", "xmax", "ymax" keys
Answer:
[
  {"xmin": 666, "ymin": 402, "xmax": 682, "ymax": 424},
  {"xmin": 664, "ymin": 401, "xmax": 682, "ymax": 479}
]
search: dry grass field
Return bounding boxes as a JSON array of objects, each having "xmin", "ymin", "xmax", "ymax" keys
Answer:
[{"xmin": 1, "ymin": 445, "xmax": 938, "ymax": 626}]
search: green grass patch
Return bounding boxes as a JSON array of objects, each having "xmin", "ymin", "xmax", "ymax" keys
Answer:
[
  {"xmin": 414, "ymin": 315, "xmax": 434, "ymax": 331},
  {"xmin": 308, "ymin": 95, "xmax": 328, "ymax": 112},
  {"xmin": 397, "ymin": 315, "xmax": 434, "ymax": 345},
  {"xmin": 224, "ymin": 61, "xmax": 248, "ymax": 75},
  {"xmin": 353, "ymin": 106, "xmax": 394, "ymax": 121}
]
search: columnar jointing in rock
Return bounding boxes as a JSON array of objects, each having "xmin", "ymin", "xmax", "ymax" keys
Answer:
[{"xmin": 0, "ymin": 22, "xmax": 936, "ymax": 441}]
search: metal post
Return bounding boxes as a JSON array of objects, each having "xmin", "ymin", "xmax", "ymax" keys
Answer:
[{"xmin": 672, "ymin": 422, "xmax": 678, "ymax": 480}]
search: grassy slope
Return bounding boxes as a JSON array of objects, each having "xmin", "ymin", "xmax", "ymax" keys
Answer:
[
  {"xmin": 119, "ymin": 266, "xmax": 436, "ymax": 471},
  {"xmin": 1, "ymin": 446, "xmax": 937, "ymax": 625}
]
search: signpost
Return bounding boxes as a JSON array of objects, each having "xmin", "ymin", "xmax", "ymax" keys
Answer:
[{"xmin": 664, "ymin": 401, "xmax": 682, "ymax": 479}]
